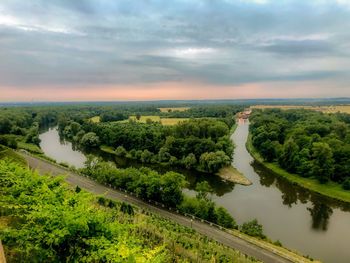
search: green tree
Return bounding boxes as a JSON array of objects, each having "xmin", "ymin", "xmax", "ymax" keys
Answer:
[
  {"xmin": 183, "ymin": 153, "xmax": 197, "ymax": 169},
  {"xmin": 310, "ymin": 142, "xmax": 334, "ymax": 183},
  {"xmin": 80, "ymin": 132, "xmax": 100, "ymax": 147},
  {"xmin": 240, "ymin": 219, "xmax": 265, "ymax": 239}
]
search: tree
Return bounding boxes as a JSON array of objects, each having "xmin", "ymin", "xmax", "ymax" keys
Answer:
[
  {"xmin": 199, "ymin": 151, "xmax": 230, "ymax": 173},
  {"xmin": 195, "ymin": 181, "xmax": 213, "ymax": 201},
  {"xmin": 80, "ymin": 132, "xmax": 100, "ymax": 147},
  {"xmin": 240, "ymin": 219, "xmax": 265, "ymax": 239},
  {"xmin": 136, "ymin": 113, "xmax": 141, "ymax": 120},
  {"xmin": 115, "ymin": 146, "xmax": 127, "ymax": 157},
  {"xmin": 160, "ymin": 172, "xmax": 186, "ymax": 207},
  {"xmin": 183, "ymin": 153, "xmax": 197, "ymax": 169},
  {"xmin": 310, "ymin": 142, "xmax": 334, "ymax": 183},
  {"xmin": 216, "ymin": 207, "xmax": 236, "ymax": 229},
  {"xmin": 141, "ymin": 149, "xmax": 153, "ymax": 163},
  {"xmin": 343, "ymin": 178, "xmax": 350, "ymax": 190}
]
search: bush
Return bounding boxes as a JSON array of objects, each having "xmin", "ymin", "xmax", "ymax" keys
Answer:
[
  {"xmin": 343, "ymin": 178, "xmax": 350, "ymax": 190},
  {"xmin": 240, "ymin": 219, "xmax": 265, "ymax": 239},
  {"xmin": 115, "ymin": 146, "xmax": 127, "ymax": 157}
]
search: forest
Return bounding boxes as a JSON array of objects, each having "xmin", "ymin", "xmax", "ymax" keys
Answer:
[
  {"xmin": 250, "ymin": 109, "xmax": 350, "ymax": 188},
  {"xmin": 59, "ymin": 118, "xmax": 234, "ymax": 173}
]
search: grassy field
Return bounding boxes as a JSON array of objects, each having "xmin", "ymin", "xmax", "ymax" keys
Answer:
[
  {"xmin": 158, "ymin": 107, "xmax": 190, "ymax": 112},
  {"xmin": 128, "ymin": 115, "xmax": 189, "ymax": 125},
  {"xmin": 251, "ymin": 105, "xmax": 350, "ymax": 114},
  {"xmin": 246, "ymin": 133, "xmax": 350, "ymax": 204},
  {"xmin": 89, "ymin": 116, "xmax": 101, "ymax": 123},
  {"xmin": 218, "ymin": 166, "xmax": 251, "ymax": 185}
]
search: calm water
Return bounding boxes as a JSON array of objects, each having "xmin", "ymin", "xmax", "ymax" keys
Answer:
[
  {"xmin": 39, "ymin": 127, "xmax": 87, "ymax": 168},
  {"xmin": 40, "ymin": 124, "xmax": 350, "ymax": 262}
]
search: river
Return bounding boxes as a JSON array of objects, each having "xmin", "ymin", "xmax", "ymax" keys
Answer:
[{"xmin": 39, "ymin": 124, "xmax": 350, "ymax": 263}]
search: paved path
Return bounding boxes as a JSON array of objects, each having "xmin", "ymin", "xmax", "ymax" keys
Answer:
[{"xmin": 21, "ymin": 153, "xmax": 296, "ymax": 263}]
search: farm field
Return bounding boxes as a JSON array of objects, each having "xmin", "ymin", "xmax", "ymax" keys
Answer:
[
  {"xmin": 158, "ymin": 107, "xmax": 190, "ymax": 112},
  {"xmin": 129, "ymin": 115, "xmax": 189, "ymax": 125},
  {"xmin": 251, "ymin": 105, "xmax": 350, "ymax": 113}
]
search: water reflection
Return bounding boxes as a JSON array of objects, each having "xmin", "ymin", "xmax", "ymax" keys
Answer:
[{"xmin": 308, "ymin": 200, "xmax": 333, "ymax": 231}]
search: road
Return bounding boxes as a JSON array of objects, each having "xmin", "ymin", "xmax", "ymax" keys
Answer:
[{"xmin": 21, "ymin": 153, "xmax": 296, "ymax": 263}]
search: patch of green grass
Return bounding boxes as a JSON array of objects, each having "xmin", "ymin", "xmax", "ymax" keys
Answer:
[
  {"xmin": 90, "ymin": 116, "xmax": 101, "ymax": 123},
  {"xmin": 17, "ymin": 141, "xmax": 43, "ymax": 154},
  {"xmin": 0, "ymin": 146, "xmax": 27, "ymax": 166},
  {"xmin": 246, "ymin": 133, "xmax": 350, "ymax": 204},
  {"xmin": 100, "ymin": 145, "xmax": 115, "ymax": 154},
  {"xmin": 127, "ymin": 116, "xmax": 189, "ymax": 125},
  {"xmin": 160, "ymin": 118, "xmax": 189, "ymax": 125}
]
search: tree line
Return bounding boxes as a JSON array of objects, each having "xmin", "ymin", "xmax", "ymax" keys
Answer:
[
  {"xmin": 250, "ymin": 109, "xmax": 350, "ymax": 188},
  {"xmin": 82, "ymin": 156, "xmax": 236, "ymax": 229}
]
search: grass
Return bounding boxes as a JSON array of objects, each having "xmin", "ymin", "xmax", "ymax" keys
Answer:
[
  {"xmin": 128, "ymin": 115, "xmax": 189, "ymax": 125},
  {"xmin": 158, "ymin": 107, "xmax": 190, "ymax": 112},
  {"xmin": 90, "ymin": 116, "xmax": 101, "ymax": 123},
  {"xmin": 17, "ymin": 141, "xmax": 43, "ymax": 154},
  {"xmin": 246, "ymin": 133, "xmax": 350, "ymax": 204},
  {"xmin": 160, "ymin": 118, "xmax": 189, "ymax": 125},
  {"xmin": 0, "ymin": 146, "xmax": 27, "ymax": 166},
  {"xmin": 251, "ymin": 104, "xmax": 350, "ymax": 114},
  {"xmin": 217, "ymin": 166, "xmax": 251, "ymax": 185},
  {"xmin": 100, "ymin": 145, "xmax": 115, "ymax": 154}
]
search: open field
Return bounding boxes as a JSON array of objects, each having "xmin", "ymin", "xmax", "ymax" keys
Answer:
[
  {"xmin": 246, "ymin": 133, "xmax": 350, "ymax": 204},
  {"xmin": 218, "ymin": 166, "xmax": 252, "ymax": 186},
  {"xmin": 160, "ymin": 117, "xmax": 189, "ymax": 125},
  {"xmin": 158, "ymin": 107, "xmax": 190, "ymax": 112},
  {"xmin": 251, "ymin": 105, "xmax": 350, "ymax": 114},
  {"xmin": 89, "ymin": 116, "xmax": 101, "ymax": 123},
  {"xmin": 129, "ymin": 115, "xmax": 189, "ymax": 125}
]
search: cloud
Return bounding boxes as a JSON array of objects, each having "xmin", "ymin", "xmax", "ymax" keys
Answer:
[{"xmin": 0, "ymin": 0, "xmax": 349, "ymax": 100}]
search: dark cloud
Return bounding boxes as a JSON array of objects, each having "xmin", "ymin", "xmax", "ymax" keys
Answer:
[{"xmin": 0, "ymin": 0, "xmax": 349, "ymax": 89}]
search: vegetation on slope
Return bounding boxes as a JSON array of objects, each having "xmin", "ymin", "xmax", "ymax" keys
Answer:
[{"xmin": 0, "ymin": 160, "xmax": 257, "ymax": 263}]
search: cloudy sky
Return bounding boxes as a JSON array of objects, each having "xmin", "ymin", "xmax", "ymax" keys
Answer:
[{"xmin": 1, "ymin": 0, "xmax": 350, "ymax": 101}]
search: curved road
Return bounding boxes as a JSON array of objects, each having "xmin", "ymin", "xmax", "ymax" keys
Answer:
[{"xmin": 21, "ymin": 153, "xmax": 298, "ymax": 263}]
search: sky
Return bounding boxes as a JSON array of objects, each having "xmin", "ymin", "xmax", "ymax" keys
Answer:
[{"xmin": 0, "ymin": 0, "xmax": 350, "ymax": 101}]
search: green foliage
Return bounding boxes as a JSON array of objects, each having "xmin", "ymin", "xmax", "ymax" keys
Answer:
[
  {"xmin": 240, "ymin": 219, "xmax": 265, "ymax": 239},
  {"xmin": 250, "ymin": 109, "xmax": 350, "ymax": 184},
  {"xmin": 80, "ymin": 132, "xmax": 100, "ymax": 147},
  {"xmin": 115, "ymin": 145, "xmax": 127, "ymax": 157},
  {"xmin": 342, "ymin": 178, "xmax": 350, "ymax": 190},
  {"xmin": 0, "ymin": 160, "xmax": 254, "ymax": 263},
  {"xmin": 62, "ymin": 117, "xmax": 234, "ymax": 173}
]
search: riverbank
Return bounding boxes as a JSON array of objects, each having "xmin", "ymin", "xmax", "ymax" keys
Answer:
[
  {"xmin": 101, "ymin": 145, "xmax": 252, "ymax": 186},
  {"xmin": 246, "ymin": 133, "xmax": 350, "ymax": 204},
  {"xmin": 218, "ymin": 166, "xmax": 252, "ymax": 185}
]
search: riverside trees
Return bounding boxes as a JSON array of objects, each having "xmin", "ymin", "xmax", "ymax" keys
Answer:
[
  {"xmin": 250, "ymin": 109, "xmax": 350, "ymax": 187},
  {"xmin": 61, "ymin": 118, "xmax": 234, "ymax": 174}
]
